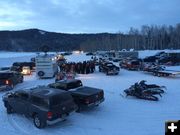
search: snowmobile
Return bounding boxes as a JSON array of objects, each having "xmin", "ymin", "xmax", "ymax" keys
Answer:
[
  {"xmin": 124, "ymin": 85, "xmax": 159, "ymax": 101},
  {"xmin": 138, "ymin": 80, "xmax": 166, "ymax": 95},
  {"xmin": 123, "ymin": 81, "xmax": 166, "ymax": 101}
]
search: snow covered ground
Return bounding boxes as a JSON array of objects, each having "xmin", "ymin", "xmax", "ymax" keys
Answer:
[{"xmin": 0, "ymin": 51, "xmax": 180, "ymax": 135}]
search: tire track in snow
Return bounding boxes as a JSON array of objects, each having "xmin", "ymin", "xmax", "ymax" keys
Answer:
[{"xmin": 7, "ymin": 114, "xmax": 31, "ymax": 135}]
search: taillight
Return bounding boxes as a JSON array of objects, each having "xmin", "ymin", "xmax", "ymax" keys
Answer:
[
  {"xmin": 47, "ymin": 112, "xmax": 53, "ymax": 119},
  {"xmin": 5, "ymin": 80, "xmax": 9, "ymax": 85}
]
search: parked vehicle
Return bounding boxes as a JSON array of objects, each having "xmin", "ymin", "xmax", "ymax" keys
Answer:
[
  {"xmin": 142, "ymin": 63, "xmax": 164, "ymax": 72},
  {"xmin": 86, "ymin": 52, "xmax": 94, "ymax": 56},
  {"xmin": 99, "ymin": 62, "xmax": 119, "ymax": 75},
  {"xmin": 112, "ymin": 58, "xmax": 122, "ymax": 62},
  {"xmin": 0, "ymin": 67, "xmax": 11, "ymax": 71},
  {"xmin": 36, "ymin": 54, "xmax": 58, "ymax": 78},
  {"xmin": 10, "ymin": 66, "xmax": 22, "ymax": 73},
  {"xmin": 123, "ymin": 81, "xmax": 166, "ymax": 101},
  {"xmin": 55, "ymin": 72, "xmax": 76, "ymax": 82},
  {"xmin": 12, "ymin": 62, "xmax": 35, "ymax": 71},
  {"xmin": 21, "ymin": 66, "xmax": 31, "ymax": 75},
  {"xmin": 142, "ymin": 64, "xmax": 180, "ymax": 77},
  {"xmin": 0, "ymin": 71, "xmax": 23, "ymax": 91},
  {"xmin": 120, "ymin": 59, "xmax": 141, "ymax": 70},
  {"xmin": 2, "ymin": 87, "xmax": 77, "ymax": 128},
  {"xmin": 152, "ymin": 69, "xmax": 180, "ymax": 77},
  {"xmin": 143, "ymin": 56, "xmax": 158, "ymax": 63},
  {"xmin": 48, "ymin": 79, "xmax": 105, "ymax": 112},
  {"xmin": 61, "ymin": 52, "xmax": 72, "ymax": 56}
]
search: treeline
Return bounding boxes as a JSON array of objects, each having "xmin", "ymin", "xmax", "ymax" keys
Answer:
[
  {"xmin": 81, "ymin": 24, "xmax": 180, "ymax": 51},
  {"xmin": 0, "ymin": 24, "xmax": 180, "ymax": 52}
]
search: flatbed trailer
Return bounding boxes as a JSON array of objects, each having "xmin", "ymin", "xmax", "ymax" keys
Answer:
[{"xmin": 152, "ymin": 70, "xmax": 180, "ymax": 77}]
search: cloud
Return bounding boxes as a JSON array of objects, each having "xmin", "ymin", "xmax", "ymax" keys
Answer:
[
  {"xmin": 0, "ymin": 1, "xmax": 35, "ymax": 30},
  {"xmin": 0, "ymin": 21, "xmax": 15, "ymax": 27},
  {"xmin": 0, "ymin": 0, "xmax": 179, "ymax": 33}
]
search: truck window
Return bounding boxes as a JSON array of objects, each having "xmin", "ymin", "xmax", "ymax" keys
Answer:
[
  {"xmin": 31, "ymin": 96, "xmax": 49, "ymax": 108},
  {"xmin": 50, "ymin": 93, "xmax": 72, "ymax": 108},
  {"xmin": 67, "ymin": 81, "xmax": 82, "ymax": 89}
]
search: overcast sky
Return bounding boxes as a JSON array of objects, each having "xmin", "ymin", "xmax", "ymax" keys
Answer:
[{"xmin": 0, "ymin": 0, "xmax": 179, "ymax": 33}]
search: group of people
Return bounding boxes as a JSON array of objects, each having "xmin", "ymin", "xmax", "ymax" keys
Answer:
[{"xmin": 59, "ymin": 60, "xmax": 96, "ymax": 74}]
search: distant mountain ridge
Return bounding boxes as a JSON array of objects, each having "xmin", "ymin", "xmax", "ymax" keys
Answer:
[
  {"xmin": 0, "ymin": 28, "xmax": 116, "ymax": 51},
  {"xmin": 0, "ymin": 26, "xmax": 180, "ymax": 51}
]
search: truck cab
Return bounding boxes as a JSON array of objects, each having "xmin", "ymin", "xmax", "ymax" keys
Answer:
[{"xmin": 3, "ymin": 87, "xmax": 77, "ymax": 128}]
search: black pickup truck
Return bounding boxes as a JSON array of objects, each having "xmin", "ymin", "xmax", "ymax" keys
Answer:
[
  {"xmin": 48, "ymin": 79, "xmax": 105, "ymax": 112},
  {"xmin": 2, "ymin": 87, "xmax": 77, "ymax": 128},
  {"xmin": 12, "ymin": 62, "xmax": 35, "ymax": 71},
  {"xmin": 0, "ymin": 71, "xmax": 23, "ymax": 91}
]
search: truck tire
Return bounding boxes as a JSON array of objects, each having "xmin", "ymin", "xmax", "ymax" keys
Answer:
[
  {"xmin": 33, "ymin": 114, "xmax": 46, "ymax": 129},
  {"xmin": 76, "ymin": 105, "xmax": 82, "ymax": 113},
  {"xmin": 37, "ymin": 71, "xmax": 45, "ymax": 77},
  {"xmin": 6, "ymin": 104, "xmax": 13, "ymax": 114}
]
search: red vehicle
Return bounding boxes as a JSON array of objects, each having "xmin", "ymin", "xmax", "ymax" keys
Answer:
[
  {"xmin": 55, "ymin": 72, "xmax": 75, "ymax": 82},
  {"xmin": 120, "ymin": 59, "xmax": 141, "ymax": 70}
]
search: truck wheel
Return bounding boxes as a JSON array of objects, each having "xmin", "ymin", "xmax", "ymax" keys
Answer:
[
  {"xmin": 33, "ymin": 115, "xmax": 46, "ymax": 128},
  {"xmin": 76, "ymin": 105, "xmax": 82, "ymax": 113},
  {"xmin": 6, "ymin": 104, "xmax": 13, "ymax": 114}
]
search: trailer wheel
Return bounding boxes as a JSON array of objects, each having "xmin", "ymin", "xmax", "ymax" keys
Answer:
[{"xmin": 38, "ymin": 71, "xmax": 45, "ymax": 77}]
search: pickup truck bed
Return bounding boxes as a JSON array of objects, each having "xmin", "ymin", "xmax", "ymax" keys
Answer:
[
  {"xmin": 72, "ymin": 86, "xmax": 102, "ymax": 96},
  {"xmin": 48, "ymin": 79, "xmax": 105, "ymax": 112}
]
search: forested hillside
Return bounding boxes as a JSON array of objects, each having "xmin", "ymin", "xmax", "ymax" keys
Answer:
[{"xmin": 0, "ymin": 24, "xmax": 180, "ymax": 52}]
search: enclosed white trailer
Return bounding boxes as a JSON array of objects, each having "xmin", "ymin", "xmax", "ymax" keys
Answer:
[{"xmin": 35, "ymin": 54, "xmax": 58, "ymax": 78}]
